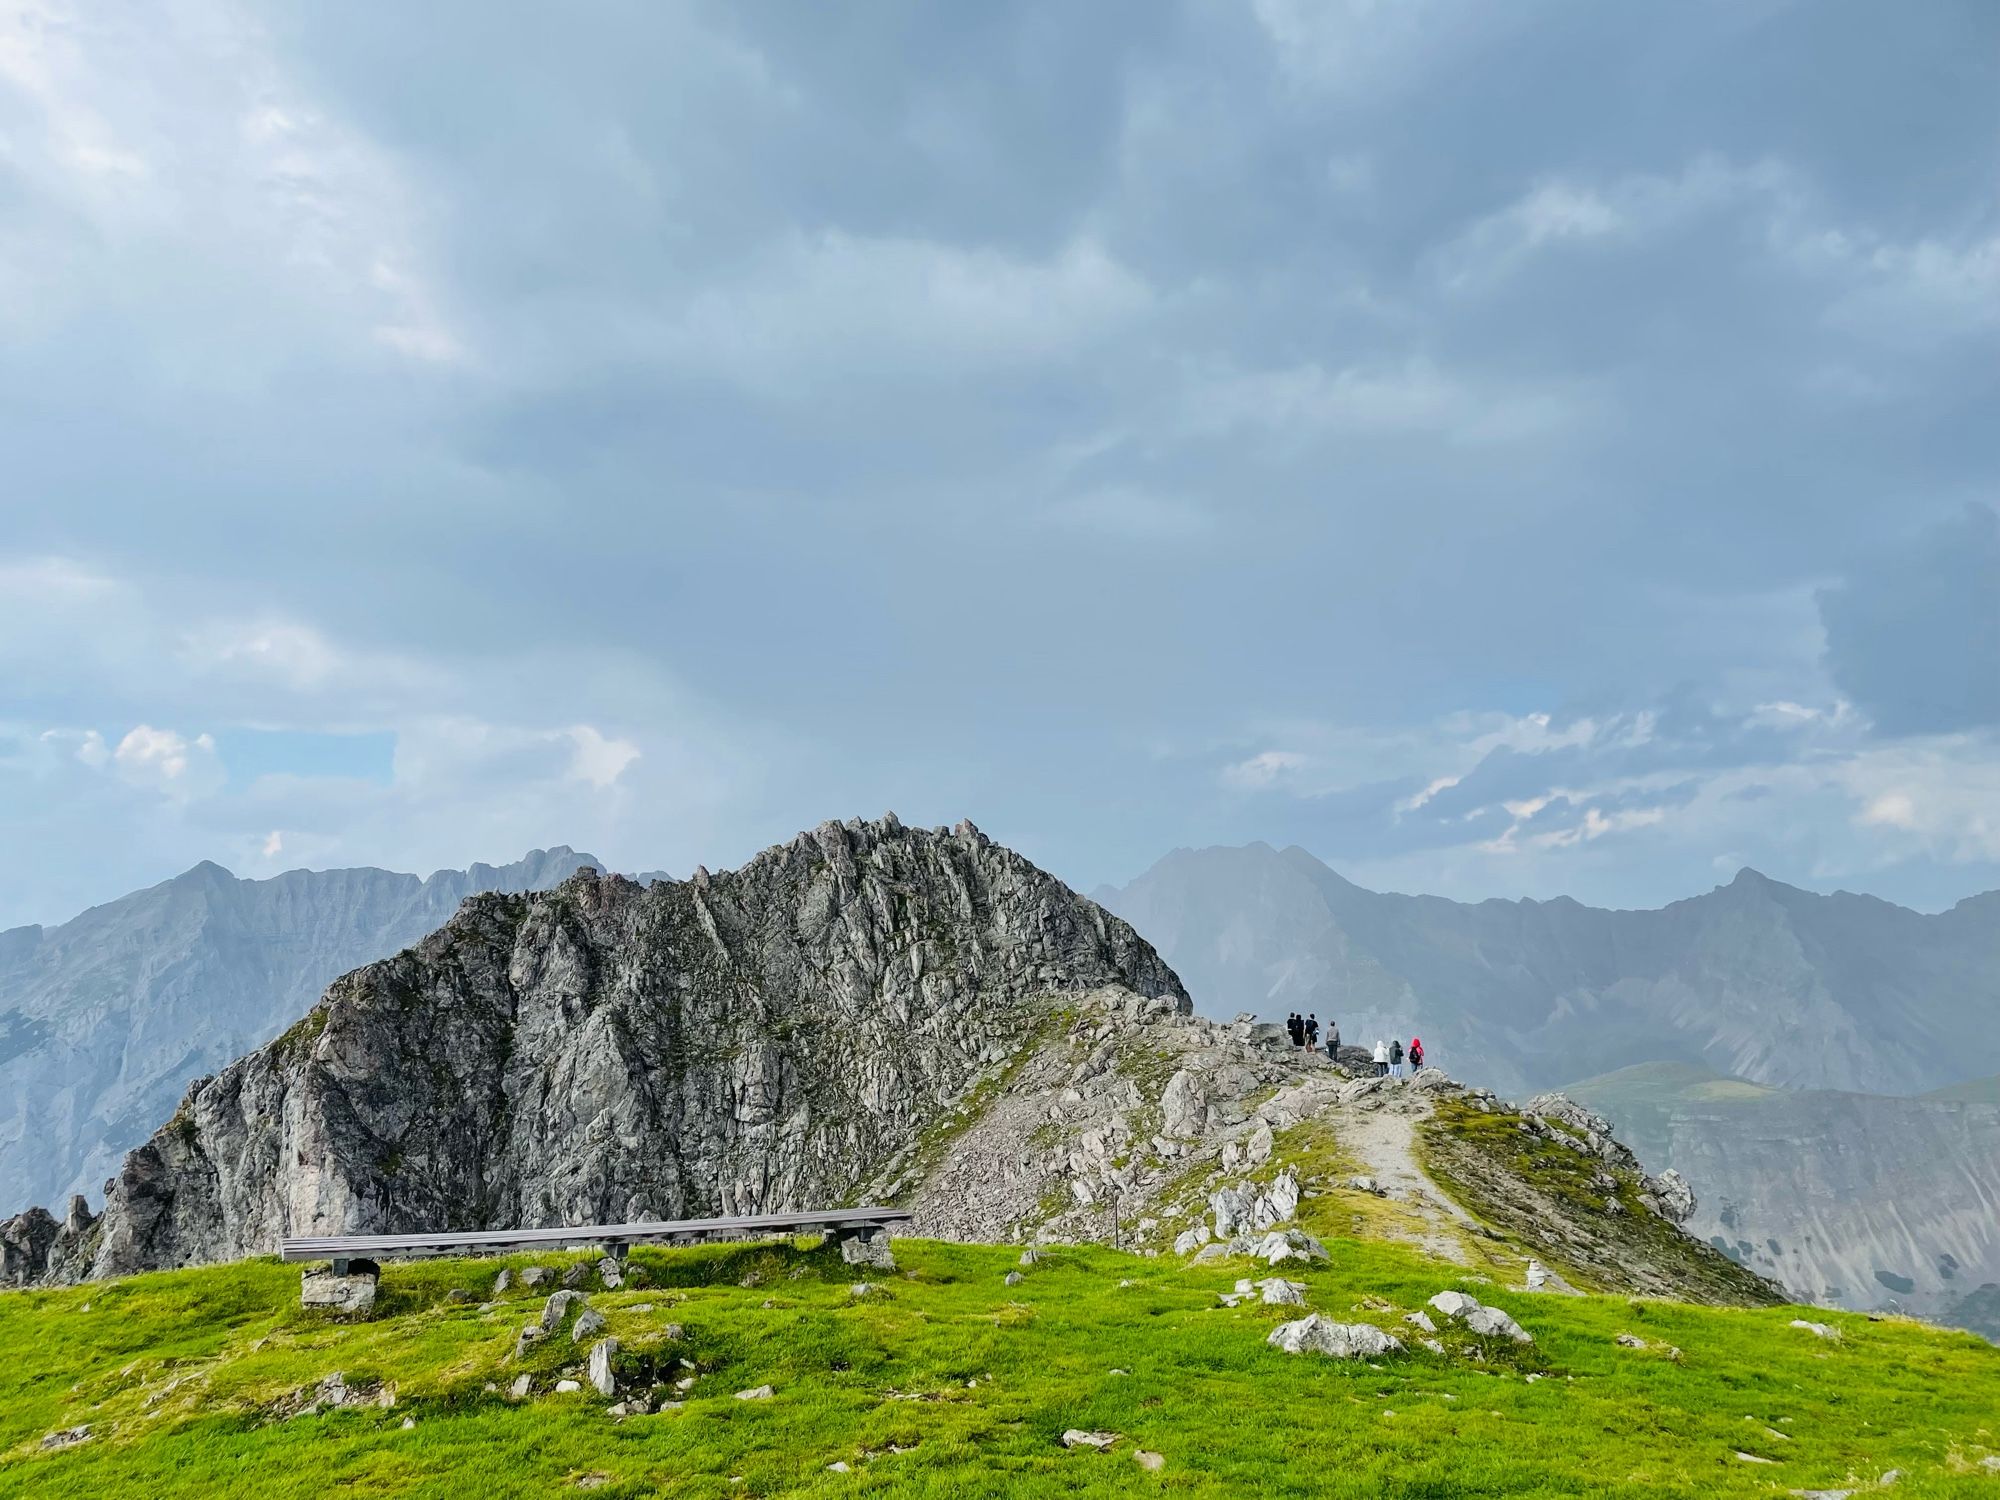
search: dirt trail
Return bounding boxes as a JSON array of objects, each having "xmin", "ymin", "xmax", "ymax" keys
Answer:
[{"xmin": 1322, "ymin": 1078, "xmax": 1498, "ymax": 1267}]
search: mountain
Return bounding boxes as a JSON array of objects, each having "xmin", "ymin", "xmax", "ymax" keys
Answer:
[
  {"xmin": 1091, "ymin": 843, "xmax": 2000, "ymax": 1096},
  {"xmin": 1566, "ymin": 1061, "xmax": 2000, "ymax": 1339},
  {"xmin": 0, "ymin": 847, "xmax": 602, "ymax": 1216},
  {"xmin": 2, "ymin": 815, "xmax": 1762, "ymax": 1322}
]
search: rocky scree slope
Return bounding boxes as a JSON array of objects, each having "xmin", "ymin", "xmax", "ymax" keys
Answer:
[
  {"xmin": 863, "ymin": 987, "xmax": 1776, "ymax": 1306},
  {"xmin": 4, "ymin": 818, "xmax": 1187, "ymax": 1283},
  {"xmin": 0, "ymin": 847, "xmax": 602, "ymax": 1214}
]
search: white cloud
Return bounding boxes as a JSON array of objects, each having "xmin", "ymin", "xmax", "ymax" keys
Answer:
[
  {"xmin": 1222, "ymin": 749, "xmax": 1310, "ymax": 790},
  {"xmin": 1046, "ymin": 486, "xmax": 1213, "ymax": 542},
  {"xmin": 566, "ymin": 725, "xmax": 641, "ymax": 789},
  {"xmin": 261, "ymin": 828, "xmax": 284, "ymax": 857},
  {"xmin": 1184, "ymin": 359, "xmax": 1583, "ymax": 447},
  {"xmin": 108, "ymin": 724, "xmax": 221, "ymax": 796},
  {"xmin": 665, "ymin": 232, "xmax": 1151, "ymax": 393}
]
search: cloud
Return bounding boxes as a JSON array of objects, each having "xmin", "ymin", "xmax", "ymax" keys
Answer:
[{"xmin": 1818, "ymin": 505, "xmax": 2000, "ymax": 734}]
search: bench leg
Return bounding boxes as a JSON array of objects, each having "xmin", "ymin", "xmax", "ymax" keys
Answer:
[{"xmin": 836, "ymin": 1227, "xmax": 896, "ymax": 1271}]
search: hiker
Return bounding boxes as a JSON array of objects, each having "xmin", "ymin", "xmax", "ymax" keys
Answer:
[
  {"xmin": 1305, "ymin": 1013, "xmax": 1320, "ymax": 1049},
  {"xmin": 1287, "ymin": 1012, "xmax": 1304, "ymax": 1048},
  {"xmin": 1409, "ymin": 1036, "xmax": 1425, "ymax": 1073},
  {"xmin": 1373, "ymin": 1039, "xmax": 1389, "ymax": 1077},
  {"xmin": 1389, "ymin": 1037, "xmax": 1405, "ymax": 1079},
  {"xmin": 1326, "ymin": 1019, "xmax": 1340, "ymax": 1058}
]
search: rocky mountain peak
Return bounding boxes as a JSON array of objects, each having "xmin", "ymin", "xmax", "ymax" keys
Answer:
[{"xmin": 7, "ymin": 818, "xmax": 1187, "ymax": 1283}]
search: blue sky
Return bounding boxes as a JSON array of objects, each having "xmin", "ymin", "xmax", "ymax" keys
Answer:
[{"xmin": 2, "ymin": 0, "xmax": 1997, "ymax": 928}]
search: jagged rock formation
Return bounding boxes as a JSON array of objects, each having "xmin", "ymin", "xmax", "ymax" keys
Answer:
[
  {"xmin": 1567, "ymin": 1061, "xmax": 2000, "ymax": 1338},
  {"xmin": 1095, "ymin": 843, "xmax": 2000, "ymax": 1095},
  {"xmin": 7, "ymin": 818, "xmax": 1185, "ymax": 1281},
  {"xmin": 0, "ymin": 847, "xmax": 604, "ymax": 1213},
  {"xmin": 4, "ymin": 818, "xmax": 1773, "ymax": 1313}
]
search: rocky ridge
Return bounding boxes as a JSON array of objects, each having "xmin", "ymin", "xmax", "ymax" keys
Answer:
[
  {"xmin": 4, "ymin": 818, "xmax": 1773, "ymax": 1311},
  {"xmin": 5, "ymin": 817, "xmax": 1185, "ymax": 1283}
]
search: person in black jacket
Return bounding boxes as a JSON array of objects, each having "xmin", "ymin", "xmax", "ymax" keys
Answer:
[
  {"xmin": 1286, "ymin": 1013, "xmax": 1304, "ymax": 1047},
  {"xmin": 1389, "ymin": 1037, "xmax": 1405, "ymax": 1079},
  {"xmin": 1305, "ymin": 1013, "xmax": 1320, "ymax": 1049}
]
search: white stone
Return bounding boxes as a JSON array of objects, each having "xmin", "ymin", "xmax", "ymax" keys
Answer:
[
  {"xmin": 1061, "ymin": 1429, "xmax": 1118, "ymax": 1450},
  {"xmin": 1267, "ymin": 1314, "xmax": 1403, "ymax": 1359},
  {"xmin": 735, "ymin": 1385, "xmax": 774, "ymax": 1401},
  {"xmin": 555, "ymin": 1380, "xmax": 581, "ymax": 1394},
  {"xmin": 587, "ymin": 1337, "xmax": 619, "ymax": 1397}
]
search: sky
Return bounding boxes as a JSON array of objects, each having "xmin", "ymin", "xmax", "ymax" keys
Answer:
[{"xmin": 1, "ymin": 0, "xmax": 1997, "ymax": 929}]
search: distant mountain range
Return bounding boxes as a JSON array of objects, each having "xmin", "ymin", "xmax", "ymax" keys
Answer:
[
  {"xmin": 1093, "ymin": 843, "xmax": 2000, "ymax": 1097},
  {"xmin": 1566, "ymin": 1061, "xmax": 2000, "ymax": 1339},
  {"xmin": 0, "ymin": 849, "xmax": 606, "ymax": 1214}
]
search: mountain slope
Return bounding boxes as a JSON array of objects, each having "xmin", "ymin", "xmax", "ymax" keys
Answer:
[
  {"xmin": 9, "ymin": 1237, "xmax": 1993, "ymax": 1499},
  {"xmin": 20, "ymin": 817, "xmax": 1187, "ymax": 1280},
  {"xmin": 0, "ymin": 848, "xmax": 601, "ymax": 1215},
  {"xmin": 1093, "ymin": 843, "xmax": 2000, "ymax": 1096},
  {"xmin": 1567, "ymin": 1061, "xmax": 2000, "ymax": 1338}
]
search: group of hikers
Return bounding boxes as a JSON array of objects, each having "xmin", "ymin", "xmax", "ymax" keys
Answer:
[{"xmin": 1282, "ymin": 1012, "xmax": 1426, "ymax": 1078}]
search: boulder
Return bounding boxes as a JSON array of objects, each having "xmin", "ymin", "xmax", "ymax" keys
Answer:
[
  {"xmin": 587, "ymin": 1337, "xmax": 619, "ymax": 1397},
  {"xmin": 1251, "ymin": 1229, "xmax": 1330, "ymax": 1266},
  {"xmin": 1267, "ymin": 1314, "xmax": 1403, "ymax": 1359},
  {"xmin": 300, "ymin": 1264, "xmax": 378, "ymax": 1316},
  {"xmin": 1789, "ymin": 1319, "xmax": 1840, "ymax": 1340},
  {"xmin": 492, "ymin": 1269, "xmax": 512, "ymax": 1296},
  {"xmin": 513, "ymin": 1324, "xmax": 547, "ymax": 1359},
  {"xmin": 598, "ymin": 1257, "xmax": 625, "ymax": 1290},
  {"xmin": 555, "ymin": 1380, "xmax": 581, "ymax": 1394},
  {"xmin": 520, "ymin": 1267, "xmax": 552, "ymax": 1289},
  {"xmin": 734, "ymin": 1384, "xmax": 774, "ymax": 1401},
  {"xmin": 838, "ymin": 1228, "xmax": 896, "ymax": 1271},
  {"xmin": 1429, "ymin": 1290, "xmax": 1532, "ymax": 1343},
  {"xmin": 1615, "ymin": 1333, "xmax": 1647, "ymax": 1349},
  {"xmin": 1260, "ymin": 1278, "xmax": 1307, "ymax": 1307},
  {"xmin": 572, "ymin": 1307, "xmax": 608, "ymax": 1342},
  {"xmin": 1173, "ymin": 1224, "xmax": 1211, "ymax": 1256},
  {"xmin": 1004, "ymin": 1271, "xmax": 1025, "ymax": 1286},
  {"xmin": 1404, "ymin": 1310, "xmax": 1436, "ymax": 1333},
  {"xmin": 540, "ymin": 1290, "xmax": 587, "ymax": 1331},
  {"xmin": 1061, "ymin": 1429, "xmax": 1119, "ymax": 1450},
  {"xmin": 560, "ymin": 1263, "xmax": 592, "ymax": 1290}
]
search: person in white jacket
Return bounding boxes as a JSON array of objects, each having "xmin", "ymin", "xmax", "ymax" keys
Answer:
[{"xmin": 1372, "ymin": 1039, "xmax": 1389, "ymax": 1077}]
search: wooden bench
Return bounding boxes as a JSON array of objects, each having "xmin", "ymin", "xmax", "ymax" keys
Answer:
[{"xmin": 283, "ymin": 1207, "xmax": 913, "ymax": 1276}]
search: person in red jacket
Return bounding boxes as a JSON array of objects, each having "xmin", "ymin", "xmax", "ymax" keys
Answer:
[{"xmin": 1409, "ymin": 1037, "xmax": 1425, "ymax": 1073}]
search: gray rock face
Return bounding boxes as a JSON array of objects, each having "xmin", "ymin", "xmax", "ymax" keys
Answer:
[
  {"xmin": 0, "ymin": 847, "xmax": 603, "ymax": 1218},
  {"xmin": 18, "ymin": 818, "xmax": 1187, "ymax": 1281}
]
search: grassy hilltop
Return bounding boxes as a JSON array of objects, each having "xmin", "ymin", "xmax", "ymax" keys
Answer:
[{"xmin": 4, "ymin": 1232, "xmax": 1998, "ymax": 1499}]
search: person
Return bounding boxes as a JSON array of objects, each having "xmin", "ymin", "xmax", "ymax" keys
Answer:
[
  {"xmin": 1409, "ymin": 1036, "xmax": 1425, "ymax": 1073},
  {"xmin": 1326, "ymin": 1019, "xmax": 1340, "ymax": 1058},
  {"xmin": 1389, "ymin": 1037, "xmax": 1405, "ymax": 1079},
  {"xmin": 1305, "ymin": 1013, "xmax": 1320, "ymax": 1049},
  {"xmin": 1373, "ymin": 1038, "xmax": 1389, "ymax": 1077},
  {"xmin": 1287, "ymin": 1012, "xmax": 1304, "ymax": 1048}
]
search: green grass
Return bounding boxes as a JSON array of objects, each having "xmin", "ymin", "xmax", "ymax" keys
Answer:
[{"xmin": 3, "ymin": 1234, "xmax": 1997, "ymax": 1498}]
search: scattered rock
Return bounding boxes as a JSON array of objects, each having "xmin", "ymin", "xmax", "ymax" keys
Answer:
[
  {"xmin": 1734, "ymin": 1451, "xmax": 1777, "ymax": 1464},
  {"xmin": 1524, "ymin": 1260, "xmax": 1581, "ymax": 1295},
  {"xmin": 514, "ymin": 1323, "xmax": 547, "ymax": 1359},
  {"xmin": 1428, "ymin": 1290, "xmax": 1532, "ymax": 1344},
  {"xmin": 508, "ymin": 1375, "xmax": 532, "ymax": 1399},
  {"xmin": 1789, "ymin": 1319, "xmax": 1840, "ymax": 1341},
  {"xmin": 541, "ymin": 1290, "xmax": 587, "ymax": 1331},
  {"xmin": 1019, "ymin": 1247, "xmax": 1041, "ymax": 1266},
  {"xmin": 40, "ymin": 1425, "xmax": 91, "ymax": 1451},
  {"xmin": 1267, "ymin": 1314, "xmax": 1404, "ymax": 1359},
  {"xmin": 519, "ymin": 1266, "xmax": 552, "ymax": 1289},
  {"xmin": 444, "ymin": 1288, "xmax": 473, "ymax": 1305},
  {"xmin": 1405, "ymin": 1311, "xmax": 1437, "ymax": 1333},
  {"xmin": 598, "ymin": 1258, "xmax": 624, "ymax": 1290},
  {"xmin": 587, "ymin": 1338, "xmax": 619, "ymax": 1397},
  {"xmin": 555, "ymin": 1380, "xmax": 581, "ymax": 1394},
  {"xmin": 827, "ymin": 1461, "xmax": 850, "ymax": 1473},
  {"xmin": 1135, "ymin": 1450, "xmax": 1165, "ymax": 1471},
  {"xmin": 400, "ymin": 1416, "xmax": 416, "ymax": 1430},
  {"xmin": 1004, "ymin": 1271, "xmax": 1024, "ymax": 1286},
  {"xmin": 1173, "ymin": 1224, "xmax": 1212, "ymax": 1256},
  {"xmin": 1348, "ymin": 1175, "xmax": 1382, "ymax": 1195},
  {"xmin": 1615, "ymin": 1333, "xmax": 1648, "ymax": 1349},
  {"xmin": 838, "ymin": 1230, "xmax": 897, "ymax": 1272},
  {"xmin": 493, "ymin": 1269, "xmax": 513, "ymax": 1296},
  {"xmin": 572, "ymin": 1308, "xmax": 608, "ymax": 1343},
  {"xmin": 1420, "ymin": 1338, "xmax": 1445, "ymax": 1355},
  {"xmin": 1249, "ymin": 1228, "xmax": 1330, "ymax": 1266},
  {"xmin": 1062, "ymin": 1429, "xmax": 1119, "ymax": 1450}
]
